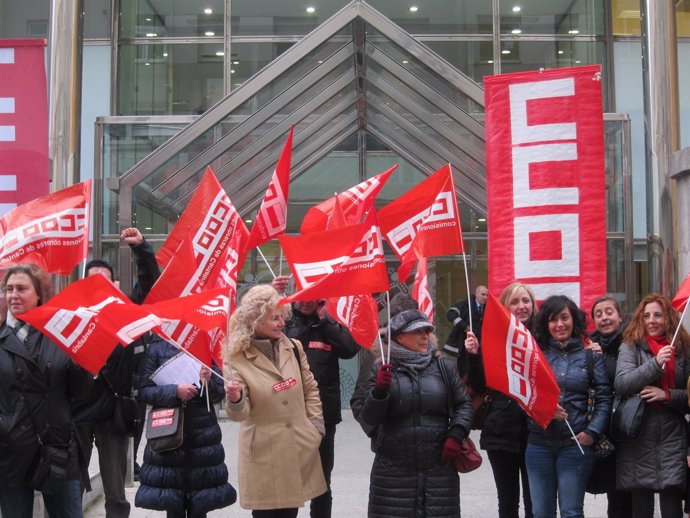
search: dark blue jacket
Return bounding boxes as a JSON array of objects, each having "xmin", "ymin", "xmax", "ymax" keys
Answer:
[
  {"xmin": 528, "ymin": 338, "xmax": 612, "ymax": 447},
  {"xmin": 135, "ymin": 339, "xmax": 236, "ymax": 515}
]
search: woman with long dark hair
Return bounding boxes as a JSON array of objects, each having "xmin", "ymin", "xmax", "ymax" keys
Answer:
[
  {"xmin": 614, "ymin": 293, "xmax": 690, "ymax": 518},
  {"xmin": 525, "ymin": 295, "xmax": 611, "ymax": 518}
]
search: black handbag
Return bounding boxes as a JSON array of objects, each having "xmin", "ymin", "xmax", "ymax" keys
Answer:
[
  {"xmin": 103, "ymin": 375, "xmax": 140, "ymax": 436},
  {"xmin": 146, "ymin": 406, "xmax": 184, "ymax": 453},
  {"xmin": 611, "ymin": 393, "xmax": 645, "ymax": 440},
  {"xmin": 28, "ymin": 443, "xmax": 70, "ymax": 494},
  {"xmin": 113, "ymin": 395, "xmax": 140, "ymax": 436}
]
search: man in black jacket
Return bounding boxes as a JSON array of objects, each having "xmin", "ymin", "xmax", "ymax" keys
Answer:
[
  {"xmin": 273, "ymin": 275, "xmax": 360, "ymax": 518},
  {"xmin": 443, "ymin": 285, "xmax": 488, "ymax": 376},
  {"xmin": 72, "ymin": 227, "xmax": 160, "ymax": 518}
]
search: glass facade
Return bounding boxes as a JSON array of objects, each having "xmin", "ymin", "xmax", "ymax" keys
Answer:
[{"xmin": 2, "ymin": 0, "xmax": 681, "ymax": 314}]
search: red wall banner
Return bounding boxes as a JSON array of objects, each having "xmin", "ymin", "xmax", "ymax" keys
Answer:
[
  {"xmin": 484, "ymin": 65, "xmax": 606, "ymax": 312},
  {"xmin": 0, "ymin": 39, "xmax": 49, "ymax": 217}
]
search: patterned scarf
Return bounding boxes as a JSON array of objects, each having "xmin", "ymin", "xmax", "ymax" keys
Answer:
[{"xmin": 389, "ymin": 341, "xmax": 434, "ymax": 372}]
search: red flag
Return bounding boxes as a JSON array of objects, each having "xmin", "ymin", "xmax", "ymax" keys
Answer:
[
  {"xmin": 325, "ymin": 294, "xmax": 380, "ymax": 349},
  {"xmin": 20, "ymin": 275, "xmax": 161, "ymax": 374},
  {"xmin": 148, "ymin": 288, "xmax": 230, "ymax": 334},
  {"xmin": 480, "ymin": 293, "xmax": 560, "ymax": 429},
  {"xmin": 672, "ymin": 272, "xmax": 690, "ymax": 312},
  {"xmin": 0, "ymin": 180, "xmax": 91, "ymax": 274},
  {"xmin": 484, "ymin": 65, "xmax": 606, "ymax": 311},
  {"xmin": 378, "ymin": 164, "xmax": 463, "ymax": 282},
  {"xmin": 300, "ymin": 165, "xmax": 397, "ymax": 234},
  {"xmin": 156, "ymin": 167, "xmax": 248, "ymax": 279},
  {"xmin": 413, "ymin": 257, "xmax": 434, "ymax": 323},
  {"xmin": 279, "ymin": 211, "xmax": 389, "ymax": 303},
  {"xmin": 145, "ymin": 234, "xmax": 197, "ymax": 304},
  {"xmin": 326, "ymin": 195, "xmax": 347, "ymax": 230},
  {"xmin": 245, "ymin": 127, "xmax": 293, "ymax": 251}
]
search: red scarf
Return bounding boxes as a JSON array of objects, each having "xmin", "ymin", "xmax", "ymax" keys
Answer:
[{"xmin": 646, "ymin": 335, "xmax": 675, "ymax": 390}]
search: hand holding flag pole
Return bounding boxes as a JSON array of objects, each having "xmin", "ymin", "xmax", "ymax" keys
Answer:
[{"xmin": 564, "ymin": 418, "xmax": 585, "ymax": 455}]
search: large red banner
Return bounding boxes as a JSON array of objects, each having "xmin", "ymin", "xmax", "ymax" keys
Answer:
[
  {"xmin": 484, "ymin": 66, "xmax": 606, "ymax": 311},
  {"xmin": 0, "ymin": 39, "xmax": 49, "ymax": 217}
]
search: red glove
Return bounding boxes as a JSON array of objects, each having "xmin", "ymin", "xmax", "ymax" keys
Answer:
[
  {"xmin": 375, "ymin": 363, "xmax": 393, "ymax": 392},
  {"xmin": 441, "ymin": 436, "xmax": 463, "ymax": 464}
]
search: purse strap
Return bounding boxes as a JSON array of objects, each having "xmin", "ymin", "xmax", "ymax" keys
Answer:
[{"xmin": 436, "ymin": 356, "xmax": 454, "ymax": 418}]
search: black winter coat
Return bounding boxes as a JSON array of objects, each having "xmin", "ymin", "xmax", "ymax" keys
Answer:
[
  {"xmin": 467, "ymin": 353, "xmax": 528, "ymax": 455},
  {"xmin": 528, "ymin": 338, "xmax": 612, "ymax": 447},
  {"xmin": 0, "ymin": 326, "xmax": 92, "ymax": 485},
  {"xmin": 284, "ymin": 308, "xmax": 359, "ymax": 426},
  {"xmin": 362, "ymin": 352, "xmax": 473, "ymax": 518},
  {"xmin": 72, "ymin": 239, "xmax": 160, "ymax": 425},
  {"xmin": 135, "ymin": 340, "xmax": 236, "ymax": 515}
]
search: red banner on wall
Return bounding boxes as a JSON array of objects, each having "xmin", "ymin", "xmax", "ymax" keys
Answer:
[
  {"xmin": 484, "ymin": 66, "xmax": 606, "ymax": 312},
  {"xmin": 0, "ymin": 39, "xmax": 49, "ymax": 217}
]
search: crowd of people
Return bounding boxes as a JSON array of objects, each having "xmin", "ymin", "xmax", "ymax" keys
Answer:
[{"xmin": 2, "ymin": 244, "xmax": 690, "ymax": 518}]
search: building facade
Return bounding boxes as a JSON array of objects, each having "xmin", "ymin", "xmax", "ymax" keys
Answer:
[{"xmin": 1, "ymin": 0, "xmax": 688, "ymax": 342}]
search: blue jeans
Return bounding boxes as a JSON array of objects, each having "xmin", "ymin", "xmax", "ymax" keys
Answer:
[
  {"xmin": 0, "ymin": 479, "xmax": 83, "ymax": 518},
  {"xmin": 525, "ymin": 442, "xmax": 594, "ymax": 518}
]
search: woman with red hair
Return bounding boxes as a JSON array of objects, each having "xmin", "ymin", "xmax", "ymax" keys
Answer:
[{"xmin": 615, "ymin": 293, "xmax": 690, "ymax": 518}]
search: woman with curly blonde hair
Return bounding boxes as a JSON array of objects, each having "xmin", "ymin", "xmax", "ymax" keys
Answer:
[
  {"xmin": 614, "ymin": 293, "xmax": 690, "ymax": 518},
  {"xmin": 224, "ymin": 284, "xmax": 326, "ymax": 518}
]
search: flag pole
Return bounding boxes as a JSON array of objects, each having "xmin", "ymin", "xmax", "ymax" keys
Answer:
[
  {"xmin": 256, "ymin": 247, "xmax": 277, "ymax": 278},
  {"xmin": 165, "ymin": 335, "xmax": 234, "ymax": 384},
  {"xmin": 278, "ymin": 248, "xmax": 283, "ymax": 276},
  {"xmin": 670, "ymin": 296, "xmax": 690, "ymax": 349},
  {"xmin": 377, "ymin": 332, "xmax": 386, "ymax": 365},
  {"xmin": 386, "ymin": 291, "xmax": 392, "ymax": 363},
  {"xmin": 461, "ymin": 251, "xmax": 473, "ymax": 334},
  {"xmin": 564, "ymin": 419, "xmax": 585, "ymax": 455}
]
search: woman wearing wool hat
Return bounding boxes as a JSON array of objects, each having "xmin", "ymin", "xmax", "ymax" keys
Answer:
[{"xmin": 361, "ymin": 309, "xmax": 473, "ymax": 518}]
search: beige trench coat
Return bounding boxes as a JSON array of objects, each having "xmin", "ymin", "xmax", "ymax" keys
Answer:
[{"xmin": 224, "ymin": 335, "xmax": 327, "ymax": 510}]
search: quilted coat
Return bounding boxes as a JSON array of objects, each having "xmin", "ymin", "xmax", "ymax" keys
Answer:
[
  {"xmin": 362, "ymin": 353, "xmax": 473, "ymax": 518},
  {"xmin": 614, "ymin": 341, "xmax": 690, "ymax": 491},
  {"xmin": 135, "ymin": 339, "xmax": 236, "ymax": 516},
  {"xmin": 225, "ymin": 335, "xmax": 327, "ymax": 510}
]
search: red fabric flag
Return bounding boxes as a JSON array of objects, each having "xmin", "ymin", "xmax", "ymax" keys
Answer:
[
  {"xmin": 279, "ymin": 212, "xmax": 389, "ymax": 303},
  {"xmin": 145, "ymin": 234, "xmax": 197, "ymax": 304},
  {"xmin": 480, "ymin": 293, "xmax": 560, "ymax": 429},
  {"xmin": 300, "ymin": 165, "xmax": 398, "ymax": 234},
  {"xmin": 325, "ymin": 294, "xmax": 380, "ymax": 349},
  {"xmin": 148, "ymin": 288, "xmax": 230, "ymax": 334},
  {"xmin": 245, "ymin": 127, "xmax": 293, "ymax": 251},
  {"xmin": 156, "ymin": 168, "xmax": 248, "ymax": 280},
  {"xmin": 326, "ymin": 195, "xmax": 347, "ymax": 230},
  {"xmin": 413, "ymin": 257, "xmax": 434, "ymax": 324},
  {"xmin": 0, "ymin": 180, "xmax": 91, "ymax": 274},
  {"xmin": 672, "ymin": 272, "xmax": 690, "ymax": 312},
  {"xmin": 378, "ymin": 164, "xmax": 463, "ymax": 282},
  {"xmin": 484, "ymin": 65, "xmax": 606, "ymax": 311},
  {"xmin": 20, "ymin": 275, "xmax": 161, "ymax": 374}
]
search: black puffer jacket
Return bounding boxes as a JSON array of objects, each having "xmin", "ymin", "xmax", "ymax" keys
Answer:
[
  {"xmin": 0, "ymin": 326, "xmax": 92, "ymax": 485},
  {"xmin": 528, "ymin": 338, "xmax": 611, "ymax": 446},
  {"xmin": 135, "ymin": 339, "xmax": 236, "ymax": 515},
  {"xmin": 362, "ymin": 352, "xmax": 473, "ymax": 518},
  {"xmin": 614, "ymin": 341, "xmax": 690, "ymax": 491},
  {"xmin": 284, "ymin": 308, "xmax": 359, "ymax": 426}
]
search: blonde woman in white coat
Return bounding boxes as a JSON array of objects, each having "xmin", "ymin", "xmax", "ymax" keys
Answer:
[{"xmin": 224, "ymin": 285, "xmax": 327, "ymax": 518}]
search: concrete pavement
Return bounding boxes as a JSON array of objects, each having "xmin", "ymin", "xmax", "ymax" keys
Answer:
[{"xmin": 84, "ymin": 410, "xmax": 611, "ymax": 518}]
